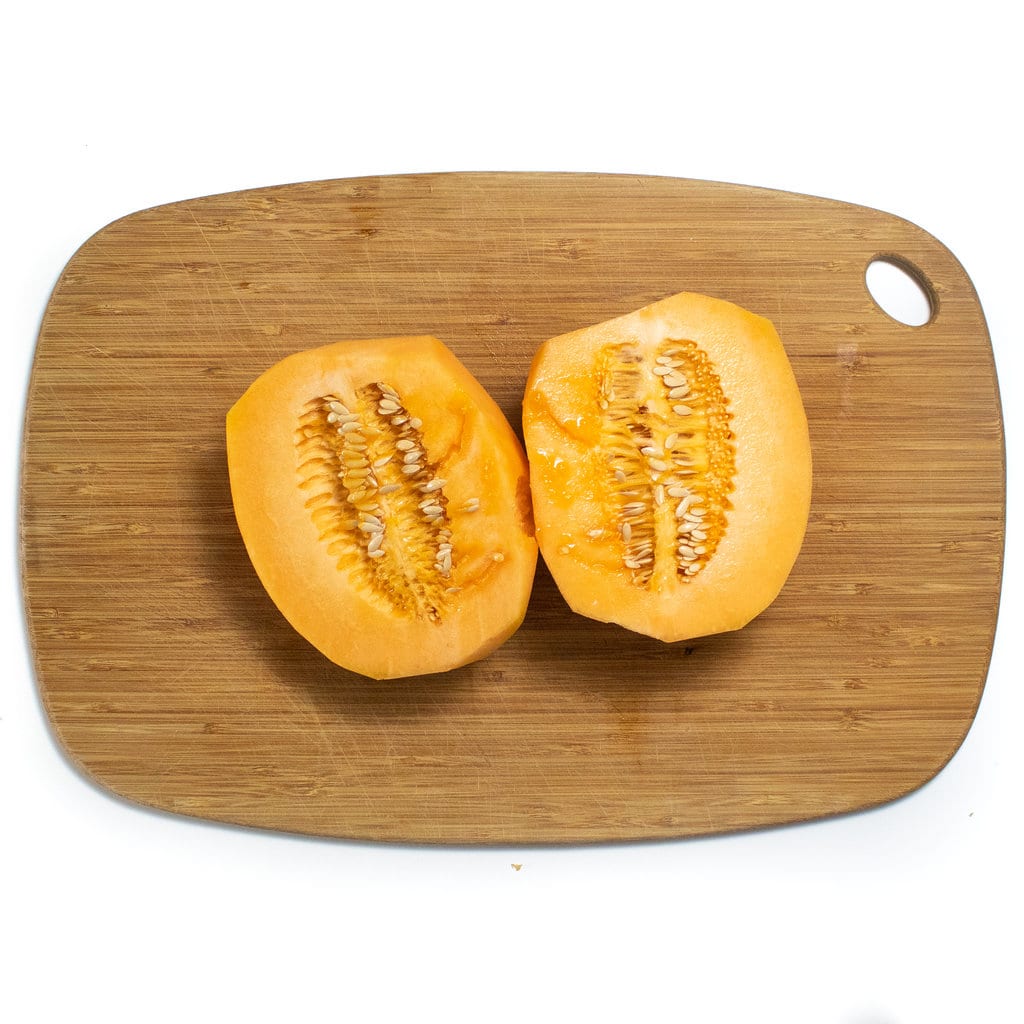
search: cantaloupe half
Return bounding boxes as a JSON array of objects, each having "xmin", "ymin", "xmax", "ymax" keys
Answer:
[
  {"xmin": 522, "ymin": 292, "xmax": 812, "ymax": 642},
  {"xmin": 227, "ymin": 337, "xmax": 537, "ymax": 679}
]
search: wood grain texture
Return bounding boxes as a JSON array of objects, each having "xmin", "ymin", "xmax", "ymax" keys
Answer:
[{"xmin": 20, "ymin": 172, "xmax": 1005, "ymax": 844}]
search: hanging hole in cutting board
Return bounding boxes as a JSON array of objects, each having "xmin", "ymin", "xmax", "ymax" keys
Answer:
[{"xmin": 865, "ymin": 256, "xmax": 934, "ymax": 326}]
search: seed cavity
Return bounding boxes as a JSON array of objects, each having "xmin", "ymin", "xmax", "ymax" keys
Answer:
[
  {"xmin": 295, "ymin": 384, "xmax": 474, "ymax": 621},
  {"xmin": 595, "ymin": 339, "xmax": 735, "ymax": 584}
]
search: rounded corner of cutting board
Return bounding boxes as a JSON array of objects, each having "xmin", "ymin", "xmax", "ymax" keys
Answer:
[
  {"xmin": 31, "ymin": 681, "xmax": 164, "ymax": 817},
  {"xmin": 54, "ymin": 204, "xmax": 158, "ymax": 275}
]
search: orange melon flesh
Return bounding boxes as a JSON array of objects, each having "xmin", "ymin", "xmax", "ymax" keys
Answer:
[
  {"xmin": 227, "ymin": 336, "xmax": 537, "ymax": 680},
  {"xmin": 522, "ymin": 292, "xmax": 812, "ymax": 642}
]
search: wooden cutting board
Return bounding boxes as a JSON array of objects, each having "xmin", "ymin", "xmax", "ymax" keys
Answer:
[{"xmin": 20, "ymin": 172, "xmax": 1004, "ymax": 844}]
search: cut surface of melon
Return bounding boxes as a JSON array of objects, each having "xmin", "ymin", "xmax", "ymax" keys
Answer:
[
  {"xmin": 227, "ymin": 336, "xmax": 537, "ymax": 679},
  {"xmin": 522, "ymin": 292, "xmax": 812, "ymax": 642}
]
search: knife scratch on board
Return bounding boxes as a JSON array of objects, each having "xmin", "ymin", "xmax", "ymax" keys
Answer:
[{"xmin": 185, "ymin": 206, "xmax": 260, "ymax": 334}]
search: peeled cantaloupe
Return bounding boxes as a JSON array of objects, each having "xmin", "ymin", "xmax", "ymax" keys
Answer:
[
  {"xmin": 227, "ymin": 336, "xmax": 537, "ymax": 680},
  {"xmin": 522, "ymin": 292, "xmax": 812, "ymax": 642}
]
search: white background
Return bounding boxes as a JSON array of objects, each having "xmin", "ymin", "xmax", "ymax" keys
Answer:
[{"xmin": 3, "ymin": 2, "xmax": 1020, "ymax": 1021}]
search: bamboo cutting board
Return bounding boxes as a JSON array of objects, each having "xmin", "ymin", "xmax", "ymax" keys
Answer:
[{"xmin": 21, "ymin": 173, "xmax": 1004, "ymax": 844}]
